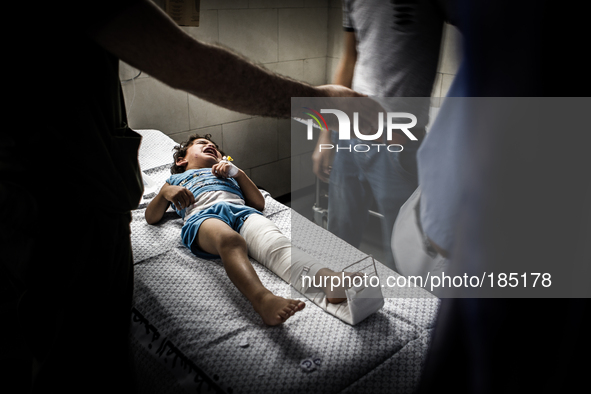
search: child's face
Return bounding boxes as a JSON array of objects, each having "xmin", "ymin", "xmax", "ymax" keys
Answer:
[{"xmin": 177, "ymin": 138, "xmax": 222, "ymax": 170}]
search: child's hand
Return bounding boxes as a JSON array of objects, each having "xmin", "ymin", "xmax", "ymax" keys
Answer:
[
  {"xmin": 161, "ymin": 183, "xmax": 195, "ymax": 211},
  {"xmin": 212, "ymin": 161, "xmax": 240, "ymax": 178}
]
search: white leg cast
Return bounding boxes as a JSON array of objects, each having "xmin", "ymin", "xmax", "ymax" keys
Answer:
[{"xmin": 240, "ymin": 214, "xmax": 384, "ymax": 325}]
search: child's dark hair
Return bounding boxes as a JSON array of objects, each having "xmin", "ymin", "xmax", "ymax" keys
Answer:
[{"xmin": 170, "ymin": 133, "xmax": 225, "ymax": 174}]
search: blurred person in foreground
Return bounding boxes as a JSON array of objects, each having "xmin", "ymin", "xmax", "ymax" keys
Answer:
[{"xmin": 0, "ymin": 1, "xmax": 364, "ymax": 392}]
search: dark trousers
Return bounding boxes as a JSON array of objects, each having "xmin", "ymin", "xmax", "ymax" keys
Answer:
[{"xmin": 5, "ymin": 205, "xmax": 136, "ymax": 393}]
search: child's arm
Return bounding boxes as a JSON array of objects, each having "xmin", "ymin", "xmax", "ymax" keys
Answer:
[
  {"xmin": 234, "ymin": 170, "xmax": 265, "ymax": 211},
  {"xmin": 212, "ymin": 162, "xmax": 265, "ymax": 212},
  {"xmin": 145, "ymin": 182, "xmax": 195, "ymax": 224}
]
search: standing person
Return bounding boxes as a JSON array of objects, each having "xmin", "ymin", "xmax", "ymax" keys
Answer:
[
  {"xmin": 415, "ymin": 1, "xmax": 591, "ymax": 392},
  {"xmin": 1, "ymin": 1, "xmax": 363, "ymax": 392},
  {"xmin": 312, "ymin": 0, "xmax": 446, "ymax": 270}
]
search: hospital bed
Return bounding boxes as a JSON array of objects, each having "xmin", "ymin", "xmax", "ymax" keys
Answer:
[{"xmin": 129, "ymin": 129, "xmax": 440, "ymax": 394}]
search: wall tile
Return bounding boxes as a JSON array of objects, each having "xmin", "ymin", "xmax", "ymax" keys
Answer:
[
  {"xmin": 305, "ymin": 0, "xmax": 328, "ymax": 7},
  {"xmin": 438, "ymin": 24, "xmax": 463, "ymax": 75},
  {"xmin": 277, "ymin": 118, "xmax": 291, "ymax": 159},
  {"xmin": 326, "ymin": 5, "xmax": 344, "ymax": 59},
  {"xmin": 218, "ymin": 9, "xmax": 278, "ymax": 64},
  {"xmin": 290, "ymin": 118, "xmax": 317, "ymax": 156},
  {"xmin": 298, "ymin": 151, "xmax": 316, "ymax": 189},
  {"xmin": 168, "ymin": 125, "xmax": 224, "ymax": 150},
  {"xmin": 248, "ymin": 0, "xmax": 277, "ymax": 8},
  {"xmin": 181, "ymin": 10, "xmax": 219, "ymax": 43},
  {"xmin": 303, "ymin": 57, "xmax": 326, "ymax": 85},
  {"xmin": 188, "ymin": 95, "xmax": 252, "ymax": 129},
  {"xmin": 201, "ymin": 0, "xmax": 249, "ymax": 10},
  {"xmin": 222, "ymin": 117, "xmax": 278, "ymax": 169},
  {"xmin": 123, "ymin": 77, "xmax": 190, "ymax": 134},
  {"xmin": 290, "ymin": 154, "xmax": 302, "ymax": 191},
  {"xmin": 278, "ymin": 8, "xmax": 327, "ymax": 61},
  {"xmin": 290, "ymin": 152, "xmax": 315, "ymax": 192},
  {"xmin": 275, "ymin": 0, "xmax": 305, "ymax": 7},
  {"xmin": 250, "ymin": 158, "xmax": 291, "ymax": 197}
]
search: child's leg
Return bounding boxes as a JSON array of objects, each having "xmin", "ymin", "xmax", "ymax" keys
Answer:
[
  {"xmin": 239, "ymin": 214, "xmax": 360, "ymax": 303},
  {"xmin": 194, "ymin": 218, "xmax": 305, "ymax": 326}
]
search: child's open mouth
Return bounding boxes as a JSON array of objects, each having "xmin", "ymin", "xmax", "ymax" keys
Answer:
[{"xmin": 203, "ymin": 147, "xmax": 218, "ymax": 157}]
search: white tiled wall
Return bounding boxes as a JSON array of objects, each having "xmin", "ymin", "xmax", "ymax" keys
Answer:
[{"xmin": 120, "ymin": 0, "xmax": 461, "ymax": 197}]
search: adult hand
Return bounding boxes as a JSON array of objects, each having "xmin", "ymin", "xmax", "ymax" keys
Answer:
[
  {"xmin": 315, "ymin": 84, "xmax": 366, "ymax": 98},
  {"xmin": 297, "ymin": 93, "xmax": 390, "ymax": 143},
  {"xmin": 312, "ymin": 132, "xmax": 335, "ymax": 183}
]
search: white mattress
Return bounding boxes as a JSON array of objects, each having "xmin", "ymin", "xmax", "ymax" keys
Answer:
[{"xmin": 129, "ymin": 129, "xmax": 440, "ymax": 394}]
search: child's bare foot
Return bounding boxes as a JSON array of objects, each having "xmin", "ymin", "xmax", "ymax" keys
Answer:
[
  {"xmin": 316, "ymin": 268, "xmax": 364, "ymax": 304},
  {"xmin": 252, "ymin": 291, "xmax": 306, "ymax": 326}
]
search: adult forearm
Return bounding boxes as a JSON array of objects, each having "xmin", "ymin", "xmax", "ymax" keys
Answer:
[
  {"xmin": 169, "ymin": 40, "xmax": 320, "ymax": 118},
  {"xmin": 333, "ymin": 31, "xmax": 357, "ymax": 88},
  {"xmin": 333, "ymin": 58, "xmax": 355, "ymax": 88},
  {"xmin": 89, "ymin": 0, "xmax": 335, "ymax": 119}
]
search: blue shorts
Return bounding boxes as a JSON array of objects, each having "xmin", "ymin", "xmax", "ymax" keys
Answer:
[{"xmin": 181, "ymin": 201, "xmax": 262, "ymax": 259}]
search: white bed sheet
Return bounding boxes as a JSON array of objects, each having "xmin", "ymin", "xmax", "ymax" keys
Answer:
[{"xmin": 129, "ymin": 129, "xmax": 440, "ymax": 394}]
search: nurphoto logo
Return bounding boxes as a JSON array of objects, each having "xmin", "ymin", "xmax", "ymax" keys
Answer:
[{"xmin": 303, "ymin": 107, "xmax": 418, "ymax": 153}]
